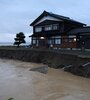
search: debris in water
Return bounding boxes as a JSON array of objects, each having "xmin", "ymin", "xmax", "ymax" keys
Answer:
[{"xmin": 29, "ymin": 66, "xmax": 48, "ymax": 74}]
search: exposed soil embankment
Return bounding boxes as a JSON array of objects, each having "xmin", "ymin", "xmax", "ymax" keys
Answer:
[{"xmin": 0, "ymin": 48, "xmax": 90, "ymax": 77}]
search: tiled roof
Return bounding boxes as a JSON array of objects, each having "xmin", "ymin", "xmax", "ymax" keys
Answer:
[
  {"xmin": 48, "ymin": 11, "xmax": 85, "ymax": 25},
  {"xmin": 30, "ymin": 11, "xmax": 86, "ymax": 26},
  {"xmin": 68, "ymin": 26, "xmax": 90, "ymax": 35}
]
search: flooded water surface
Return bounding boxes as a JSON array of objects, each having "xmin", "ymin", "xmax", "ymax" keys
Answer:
[{"xmin": 0, "ymin": 59, "xmax": 90, "ymax": 100}]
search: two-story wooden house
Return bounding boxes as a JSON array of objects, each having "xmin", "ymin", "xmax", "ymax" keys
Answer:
[{"xmin": 30, "ymin": 11, "xmax": 89, "ymax": 49}]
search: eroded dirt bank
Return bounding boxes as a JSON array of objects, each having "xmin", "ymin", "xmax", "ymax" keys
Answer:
[
  {"xmin": 0, "ymin": 59, "xmax": 90, "ymax": 100},
  {"xmin": 0, "ymin": 49, "xmax": 90, "ymax": 77}
]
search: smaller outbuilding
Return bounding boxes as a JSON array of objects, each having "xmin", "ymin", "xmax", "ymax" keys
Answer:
[{"xmin": 68, "ymin": 26, "xmax": 90, "ymax": 49}]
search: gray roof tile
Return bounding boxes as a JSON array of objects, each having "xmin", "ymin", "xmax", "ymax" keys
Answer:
[{"xmin": 68, "ymin": 27, "xmax": 90, "ymax": 35}]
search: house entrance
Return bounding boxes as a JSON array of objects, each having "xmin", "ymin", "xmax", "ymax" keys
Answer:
[{"xmin": 39, "ymin": 39, "xmax": 49, "ymax": 47}]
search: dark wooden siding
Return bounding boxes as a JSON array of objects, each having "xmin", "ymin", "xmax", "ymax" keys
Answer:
[
  {"xmin": 64, "ymin": 21, "xmax": 83, "ymax": 32},
  {"xmin": 33, "ymin": 20, "xmax": 64, "ymax": 35},
  {"xmin": 33, "ymin": 20, "xmax": 84, "ymax": 37},
  {"xmin": 78, "ymin": 35, "xmax": 90, "ymax": 49}
]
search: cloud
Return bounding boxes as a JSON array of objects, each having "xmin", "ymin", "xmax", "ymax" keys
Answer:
[
  {"xmin": 0, "ymin": 32, "xmax": 31, "ymax": 43},
  {"xmin": 0, "ymin": 0, "xmax": 90, "ymax": 42},
  {"xmin": 0, "ymin": 33, "xmax": 15, "ymax": 42}
]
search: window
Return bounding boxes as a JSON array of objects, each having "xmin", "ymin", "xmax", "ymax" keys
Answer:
[
  {"xmin": 36, "ymin": 40, "xmax": 39, "ymax": 46},
  {"xmin": 55, "ymin": 39, "xmax": 61, "ymax": 44},
  {"xmin": 44, "ymin": 24, "xmax": 59, "ymax": 31},
  {"xmin": 32, "ymin": 39, "xmax": 36, "ymax": 44},
  {"xmin": 69, "ymin": 35, "xmax": 76, "ymax": 38},
  {"xmin": 35, "ymin": 27, "xmax": 42, "ymax": 32},
  {"xmin": 45, "ymin": 25, "xmax": 52, "ymax": 31},
  {"xmin": 53, "ymin": 24, "xmax": 59, "ymax": 30},
  {"xmin": 68, "ymin": 35, "xmax": 77, "ymax": 42},
  {"xmin": 51, "ymin": 36, "xmax": 61, "ymax": 44},
  {"xmin": 51, "ymin": 36, "xmax": 61, "ymax": 38},
  {"xmin": 80, "ymin": 36, "xmax": 82, "ymax": 38},
  {"xmin": 32, "ymin": 37, "xmax": 36, "ymax": 39}
]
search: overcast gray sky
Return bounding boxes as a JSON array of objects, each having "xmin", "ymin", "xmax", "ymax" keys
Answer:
[{"xmin": 0, "ymin": 0, "xmax": 90, "ymax": 42}]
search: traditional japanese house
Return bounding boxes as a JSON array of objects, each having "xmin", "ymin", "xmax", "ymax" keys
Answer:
[{"xmin": 30, "ymin": 11, "xmax": 89, "ymax": 49}]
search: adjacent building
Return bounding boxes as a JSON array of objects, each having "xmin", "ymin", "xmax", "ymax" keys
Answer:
[{"xmin": 30, "ymin": 11, "xmax": 90, "ymax": 49}]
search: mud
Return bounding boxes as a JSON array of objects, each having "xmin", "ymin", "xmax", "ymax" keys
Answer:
[{"xmin": 0, "ymin": 59, "xmax": 90, "ymax": 100}]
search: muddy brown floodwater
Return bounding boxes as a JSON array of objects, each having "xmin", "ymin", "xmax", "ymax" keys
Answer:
[{"xmin": 0, "ymin": 59, "xmax": 90, "ymax": 100}]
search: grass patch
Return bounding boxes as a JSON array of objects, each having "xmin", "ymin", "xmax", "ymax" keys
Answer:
[{"xmin": 8, "ymin": 97, "xmax": 14, "ymax": 100}]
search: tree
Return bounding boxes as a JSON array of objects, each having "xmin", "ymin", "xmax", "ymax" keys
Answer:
[{"xmin": 14, "ymin": 32, "xmax": 26, "ymax": 47}]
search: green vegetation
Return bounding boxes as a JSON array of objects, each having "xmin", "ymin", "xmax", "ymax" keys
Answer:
[
  {"xmin": 14, "ymin": 32, "xmax": 26, "ymax": 48},
  {"xmin": 8, "ymin": 97, "xmax": 14, "ymax": 100}
]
